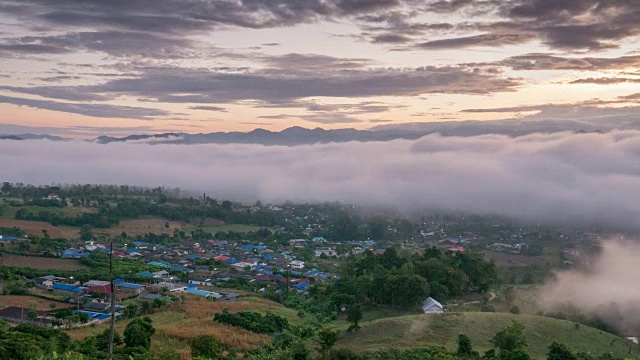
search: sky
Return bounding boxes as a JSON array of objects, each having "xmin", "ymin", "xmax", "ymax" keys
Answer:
[{"xmin": 0, "ymin": 0, "xmax": 638, "ymax": 137}]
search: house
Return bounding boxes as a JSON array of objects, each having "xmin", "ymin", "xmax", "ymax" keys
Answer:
[
  {"xmin": 0, "ymin": 306, "xmax": 51, "ymax": 326},
  {"xmin": 422, "ymin": 297, "xmax": 444, "ymax": 314},
  {"xmin": 290, "ymin": 260, "xmax": 305, "ymax": 270},
  {"xmin": 188, "ymin": 277, "xmax": 213, "ymax": 286},
  {"xmin": 83, "ymin": 280, "xmax": 110, "ymax": 287},
  {"xmin": 116, "ymin": 282, "xmax": 145, "ymax": 295},
  {"xmin": 52, "ymin": 283, "xmax": 84, "ymax": 295},
  {"xmin": 314, "ymin": 248, "xmax": 337, "ymax": 257},
  {"xmin": 86, "ymin": 284, "xmax": 112, "ymax": 296},
  {"xmin": 61, "ymin": 249, "xmax": 90, "ymax": 259},
  {"xmin": 157, "ymin": 282, "xmax": 187, "ymax": 293},
  {"xmin": 34, "ymin": 275, "xmax": 66, "ymax": 290},
  {"xmin": 447, "ymin": 246, "xmax": 465, "ymax": 253},
  {"xmin": 84, "ymin": 301, "xmax": 112, "ymax": 313},
  {"xmin": 185, "ymin": 286, "xmax": 223, "ymax": 299},
  {"xmin": 152, "ymin": 270, "xmax": 170, "ymax": 278}
]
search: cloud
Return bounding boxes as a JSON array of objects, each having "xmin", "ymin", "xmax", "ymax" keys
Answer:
[
  {"xmin": 541, "ymin": 240, "xmax": 640, "ymax": 332},
  {"xmin": 371, "ymin": 33, "xmax": 413, "ymax": 44},
  {"xmin": 417, "ymin": 33, "xmax": 535, "ymax": 49},
  {"xmin": 0, "ymin": 31, "xmax": 192, "ymax": 58},
  {"xmin": 497, "ymin": 54, "xmax": 640, "ymax": 71},
  {"xmin": 569, "ymin": 77, "xmax": 640, "ymax": 85},
  {"xmin": 66, "ymin": 65, "xmax": 519, "ymax": 104},
  {"xmin": 0, "ymin": 95, "xmax": 169, "ymax": 119},
  {"xmin": 4, "ymin": 131, "xmax": 640, "ymax": 230},
  {"xmin": 189, "ymin": 106, "xmax": 228, "ymax": 112}
]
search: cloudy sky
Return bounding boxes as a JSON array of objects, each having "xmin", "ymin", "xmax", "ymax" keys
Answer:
[{"xmin": 0, "ymin": 0, "xmax": 639, "ymax": 137}]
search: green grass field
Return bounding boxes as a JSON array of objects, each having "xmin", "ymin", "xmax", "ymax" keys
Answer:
[
  {"xmin": 0, "ymin": 204, "xmax": 96, "ymax": 219},
  {"xmin": 336, "ymin": 312, "xmax": 638, "ymax": 359}
]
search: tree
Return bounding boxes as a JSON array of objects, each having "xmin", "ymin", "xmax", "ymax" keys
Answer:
[
  {"xmin": 79, "ymin": 225, "xmax": 93, "ymax": 242},
  {"xmin": 26, "ymin": 309, "xmax": 38, "ymax": 323},
  {"xmin": 316, "ymin": 328, "xmax": 341, "ymax": 359},
  {"xmin": 492, "ymin": 321, "xmax": 527, "ymax": 353},
  {"xmin": 547, "ymin": 341, "xmax": 577, "ymax": 360},
  {"xmin": 346, "ymin": 304, "xmax": 362, "ymax": 332},
  {"xmin": 1, "ymin": 182, "xmax": 12, "ymax": 194},
  {"xmin": 504, "ymin": 287, "xmax": 516, "ymax": 307},
  {"xmin": 95, "ymin": 328, "xmax": 123, "ymax": 351},
  {"xmin": 124, "ymin": 303, "xmax": 139, "ymax": 319},
  {"xmin": 191, "ymin": 335, "xmax": 226, "ymax": 359},
  {"xmin": 458, "ymin": 334, "xmax": 474, "ymax": 356},
  {"xmin": 124, "ymin": 317, "xmax": 155, "ymax": 350}
]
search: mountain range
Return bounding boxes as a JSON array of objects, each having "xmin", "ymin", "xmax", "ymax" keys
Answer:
[{"xmin": 2, "ymin": 116, "xmax": 639, "ymax": 145}]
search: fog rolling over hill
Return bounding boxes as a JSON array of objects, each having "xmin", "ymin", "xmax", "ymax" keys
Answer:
[{"xmin": 3, "ymin": 130, "xmax": 640, "ymax": 230}]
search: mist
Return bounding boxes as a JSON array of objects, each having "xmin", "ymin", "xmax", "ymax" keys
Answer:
[
  {"xmin": 2, "ymin": 130, "xmax": 640, "ymax": 228},
  {"xmin": 541, "ymin": 240, "xmax": 640, "ymax": 333}
]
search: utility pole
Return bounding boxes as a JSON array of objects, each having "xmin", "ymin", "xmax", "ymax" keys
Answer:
[{"xmin": 108, "ymin": 239, "xmax": 116, "ymax": 360}]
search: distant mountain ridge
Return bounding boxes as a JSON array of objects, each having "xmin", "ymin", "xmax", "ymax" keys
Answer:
[
  {"xmin": 2, "ymin": 117, "xmax": 639, "ymax": 145},
  {"xmin": 92, "ymin": 126, "xmax": 431, "ymax": 145}
]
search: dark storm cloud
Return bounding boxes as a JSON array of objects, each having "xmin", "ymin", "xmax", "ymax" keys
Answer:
[{"xmin": 0, "ymin": 94, "xmax": 169, "ymax": 119}]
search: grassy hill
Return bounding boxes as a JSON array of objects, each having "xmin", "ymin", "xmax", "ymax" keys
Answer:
[
  {"xmin": 336, "ymin": 312, "xmax": 638, "ymax": 359},
  {"xmin": 65, "ymin": 295, "xmax": 302, "ymax": 358}
]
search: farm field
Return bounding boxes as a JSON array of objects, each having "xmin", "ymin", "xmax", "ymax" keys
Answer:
[
  {"xmin": 0, "ymin": 295, "xmax": 73, "ymax": 311},
  {"xmin": 336, "ymin": 312, "xmax": 638, "ymax": 359},
  {"xmin": 0, "ymin": 218, "xmax": 78, "ymax": 239},
  {"xmin": 0, "ymin": 254, "xmax": 88, "ymax": 271},
  {"xmin": 96, "ymin": 217, "xmax": 184, "ymax": 237},
  {"xmin": 65, "ymin": 295, "xmax": 301, "ymax": 357}
]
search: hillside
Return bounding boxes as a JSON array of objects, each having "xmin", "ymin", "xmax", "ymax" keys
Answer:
[{"xmin": 336, "ymin": 312, "xmax": 638, "ymax": 359}]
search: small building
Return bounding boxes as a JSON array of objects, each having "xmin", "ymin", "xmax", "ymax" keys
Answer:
[
  {"xmin": 34, "ymin": 275, "xmax": 66, "ymax": 290},
  {"xmin": 52, "ymin": 283, "xmax": 84, "ymax": 295},
  {"xmin": 314, "ymin": 248, "xmax": 337, "ymax": 257},
  {"xmin": 422, "ymin": 297, "xmax": 444, "ymax": 314},
  {"xmin": 188, "ymin": 277, "xmax": 213, "ymax": 286},
  {"xmin": 116, "ymin": 282, "xmax": 145, "ymax": 295},
  {"xmin": 290, "ymin": 260, "xmax": 305, "ymax": 270}
]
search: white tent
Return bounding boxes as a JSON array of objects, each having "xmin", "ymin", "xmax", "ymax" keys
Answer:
[{"xmin": 422, "ymin": 297, "xmax": 444, "ymax": 314}]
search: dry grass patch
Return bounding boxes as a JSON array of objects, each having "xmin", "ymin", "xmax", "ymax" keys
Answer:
[
  {"xmin": 99, "ymin": 217, "xmax": 184, "ymax": 237},
  {"xmin": 0, "ymin": 254, "xmax": 88, "ymax": 271},
  {"xmin": 0, "ymin": 218, "xmax": 73, "ymax": 239},
  {"xmin": 0, "ymin": 295, "xmax": 73, "ymax": 311},
  {"xmin": 159, "ymin": 321, "xmax": 270, "ymax": 350}
]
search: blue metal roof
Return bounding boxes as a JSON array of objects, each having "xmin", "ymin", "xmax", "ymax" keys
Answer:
[
  {"xmin": 52, "ymin": 283, "xmax": 82, "ymax": 292},
  {"xmin": 135, "ymin": 271, "xmax": 154, "ymax": 278},
  {"xmin": 147, "ymin": 261, "xmax": 170, "ymax": 267},
  {"xmin": 224, "ymin": 258, "xmax": 239, "ymax": 264},
  {"xmin": 117, "ymin": 282, "xmax": 144, "ymax": 290}
]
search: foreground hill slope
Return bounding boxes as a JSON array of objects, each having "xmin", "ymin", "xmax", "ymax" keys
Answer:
[{"xmin": 337, "ymin": 312, "xmax": 637, "ymax": 359}]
